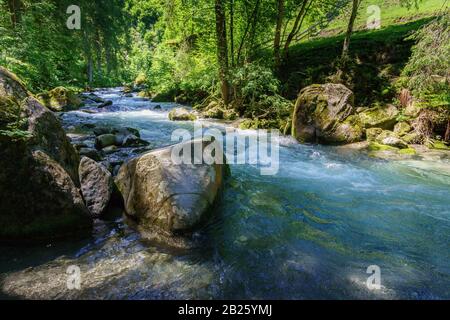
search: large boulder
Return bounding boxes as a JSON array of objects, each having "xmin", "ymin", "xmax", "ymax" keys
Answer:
[
  {"xmin": 115, "ymin": 138, "xmax": 228, "ymax": 248},
  {"xmin": 37, "ymin": 86, "xmax": 83, "ymax": 112},
  {"xmin": 292, "ymin": 84, "xmax": 363, "ymax": 144},
  {"xmin": 0, "ymin": 67, "xmax": 91, "ymax": 239},
  {"xmin": 79, "ymin": 157, "xmax": 114, "ymax": 218}
]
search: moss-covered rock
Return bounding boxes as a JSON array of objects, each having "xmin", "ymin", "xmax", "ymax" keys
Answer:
[
  {"xmin": 426, "ymin": 139, "xmax": 450, "ymax": 150},
  {"xmin": 366, "ymin": 127, "xmax": 383, "ymax": 142},
  {"xmin": 37, "ymin": 87, "xmax": 83, "ymax": 112},
  {"xmin": 393, "ymin": 121, "xmax": 411, "ymax": 136},
  {"xmin": 358, "ymin": 104, "xmax": 399, "ymax": 130},
  {"xmin": 168, "ymin": 107, "xmax": 197, "ymax": 121},
  {"xmin": 138, "ymin": 90, "xmax": 152, "ymax": 98},
  {"xmin": 398, "ymin": 147, "xmax": 417, "ymax": 155},
  {"xmin": 380, "ymin": 136, "xmax": 408, "ymax": 149},
  {"xmin": 292, "ymin": 83, "xmax": 362, "ymax": 144},
  {"xmin": 368, "ymin": 142, "xmax": 399, "ymax": 151},
  {"xmin": 402, "ymin": 131, "xmax": 421, "ymax": 144}
]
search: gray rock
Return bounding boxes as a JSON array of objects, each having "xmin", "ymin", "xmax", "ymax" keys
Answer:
[
  {"xmin": 79, "ymin": 157, "xmax": 114, "ymax": 218},
  {"xmin": 122, "ymin": 134, "xmax": 150, "ymax": 147},
  {"xmin": 115, "ymin": 138, "xmax": 228, "ymax": 248},
  {"xmin": 98, "ymin": 100, "xmax": 113, "ymax": 108},
  {"xmin": 381, "ymin": 136, "xmax": 408, "ymax": 149},
  {"xmin": 95, "ymin": 134, "xmax": 117, "ymax": 150},
  {"xmin": 358, "ymin": 104, "xmax": 399, "ymax": 130},
  {"xmin": 292, "ymin": 83, "xmax": 363, "ymax": 144},
  {"xmin": 0, "ymin": 67, "xmax": 91, "ymax": 239}
]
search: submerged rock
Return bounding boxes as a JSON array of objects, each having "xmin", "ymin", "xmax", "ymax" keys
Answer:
[
  {"xmin": 122, "ymin": 134, "xmax": 150, "ymax": 147},
  {"xmin": 79, "ymin": 157, "xmax": 114, "ymax": 218},
  {"xmin": 98, "ymin": 100, "xmax": 113, "ymax": 108},
  {"xmin": 115, "ymin": 138, "xmax": 228, "ymax": 248},
  {"xmin": 168, "ymin": 107, "xmax": 197, "ymax": 121},
  {"xmin": 95, "ymin": 133, "xmax": 117, "ymax": 150},
  {"xmin": 81, "ymin": 92, "xmax": 105, "ymax": 104},
  {"xmin": 37, "ymin": 87, "xmax": 83, "ymax": 112},
  {"xmin": 292, "ymin": 83, "xmax": 363, "ymax": 144},
  {"xmin": 0, "ymin": 67, "xmax": 91, "ymax": 239}
]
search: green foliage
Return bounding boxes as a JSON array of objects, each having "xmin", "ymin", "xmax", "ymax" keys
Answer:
[
  {"xmin": 401, "ymin": 14, "xmax": 450, "ymax": 108},
  {"xmin": 0, "ymin": 0, "xmax": 131, "ymax": 91}
]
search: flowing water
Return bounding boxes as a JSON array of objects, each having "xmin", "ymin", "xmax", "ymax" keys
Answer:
[{"xmin": 1, "ymin": 88, "xmax": 449, "ymax": 299}]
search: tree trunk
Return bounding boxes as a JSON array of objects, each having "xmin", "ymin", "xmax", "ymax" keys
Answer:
[
  {"xmin": 273, "ymin": 0, "xmax": 285, "ymax": 68},
  {"xmin": 215, "ymin": 0, "xmax": 230, "ymax": 105},
  {"xmin": 282, "ymin": 0, "xmax": 310, "ymax": 62},
  {"xmin": 7, "ymin": 0, "xmax": 22, "ymax": 28},
  {"xmin": 236, "ymin": 0, "xmax": 260, "ymax": 64},
  {"xmin": 229, "ymin": 0, "xmax": 235, "ymax": 68},
  {"xmin": 342, "ymin": 0, "xmax": 360, "ymax": 57},
  {"xmin": 87, "ymin": 55, "xmax": 93, "ymax": 84},
  {"xmin": 445, "ymin": 118, "xmax": 450, "ymax": 142}
]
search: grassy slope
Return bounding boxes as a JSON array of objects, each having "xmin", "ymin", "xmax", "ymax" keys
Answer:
[
  {"xmin": 281, "ymin": 19, "xmax": 431, "ymax": 104},
  {"xmin": 324, "ymin": 0, "xmax": 448, "ymax": 35}
]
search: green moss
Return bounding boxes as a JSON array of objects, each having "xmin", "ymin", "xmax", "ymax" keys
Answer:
[
  {"xmin": 399, "ymin": 147, "xmax": 416, "ymax": 155},
  {"xmin": 428, "ymin": 140, "xmax": 450, "ymax": 150},
  {"xmin": 37, "ymin": 86, "xmax": 83, "ymax": 112},
  {"xmin": 168, "ymin": 109, "xmax": 197, "ymax": 121},
  {"xmin": 239, "ymin": 118, "xmax": 283, "ymax": 130},
  {"xmin": 368, "ymin": 142, "xmax": 398, "ymax": 151}
]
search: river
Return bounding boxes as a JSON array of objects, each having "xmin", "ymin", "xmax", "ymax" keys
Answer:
[{"xmin": 1, "ymin": 88, "xmax": 449, "ymax": 299}]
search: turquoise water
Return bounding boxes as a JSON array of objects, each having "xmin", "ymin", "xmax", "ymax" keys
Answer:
[{"xmin": 1, "ymin": 88, "xmax": 449, "ymax": 299}]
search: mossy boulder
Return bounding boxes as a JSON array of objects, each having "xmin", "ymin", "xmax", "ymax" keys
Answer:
[
  {"xmin": 37, "ymin": 87, "xmax": 83, "ymax": 112},
  {"xmin": 358, "ymin": 104, "xmax": 399, "ymax": 130},
  {"xmin": 202, "ymin": 101, "xmax": 238, "ymax": 120},
  {"xmin": 366, "ymin": 127, "xmax": 383, "ymax": 142},
  {"xmin": 0, "ymin": 67, "xmax": 91, "ymax": 240},
  {"xmin": 402, "ymin": 131, "xmax": 421, "ymax": 144},
  {"xmin": 168, "ymin": 107, "xmax": 197, "ymax": 121},
  {"xmin": 292, "ymin": 83, "xmax": 362, "ymax": 144},
  {"xmin": 369, "ymin": 129, "xmax": 408, "ymax": 149},
  {"xmin": 95, "ymin": 134, "xmax": 117, "ymax": 150},
  {"xmin": 393, "ymin": 121, "xmax": 411, "ymax": 136},
  {"xmin": 380, "ymin": 136, "xmax": 408, "ymax": 149}
]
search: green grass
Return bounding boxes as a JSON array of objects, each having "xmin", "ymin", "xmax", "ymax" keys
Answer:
[{"xmin": 306, "ymin": 0, "xmax": 448, "ymax": 39}]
